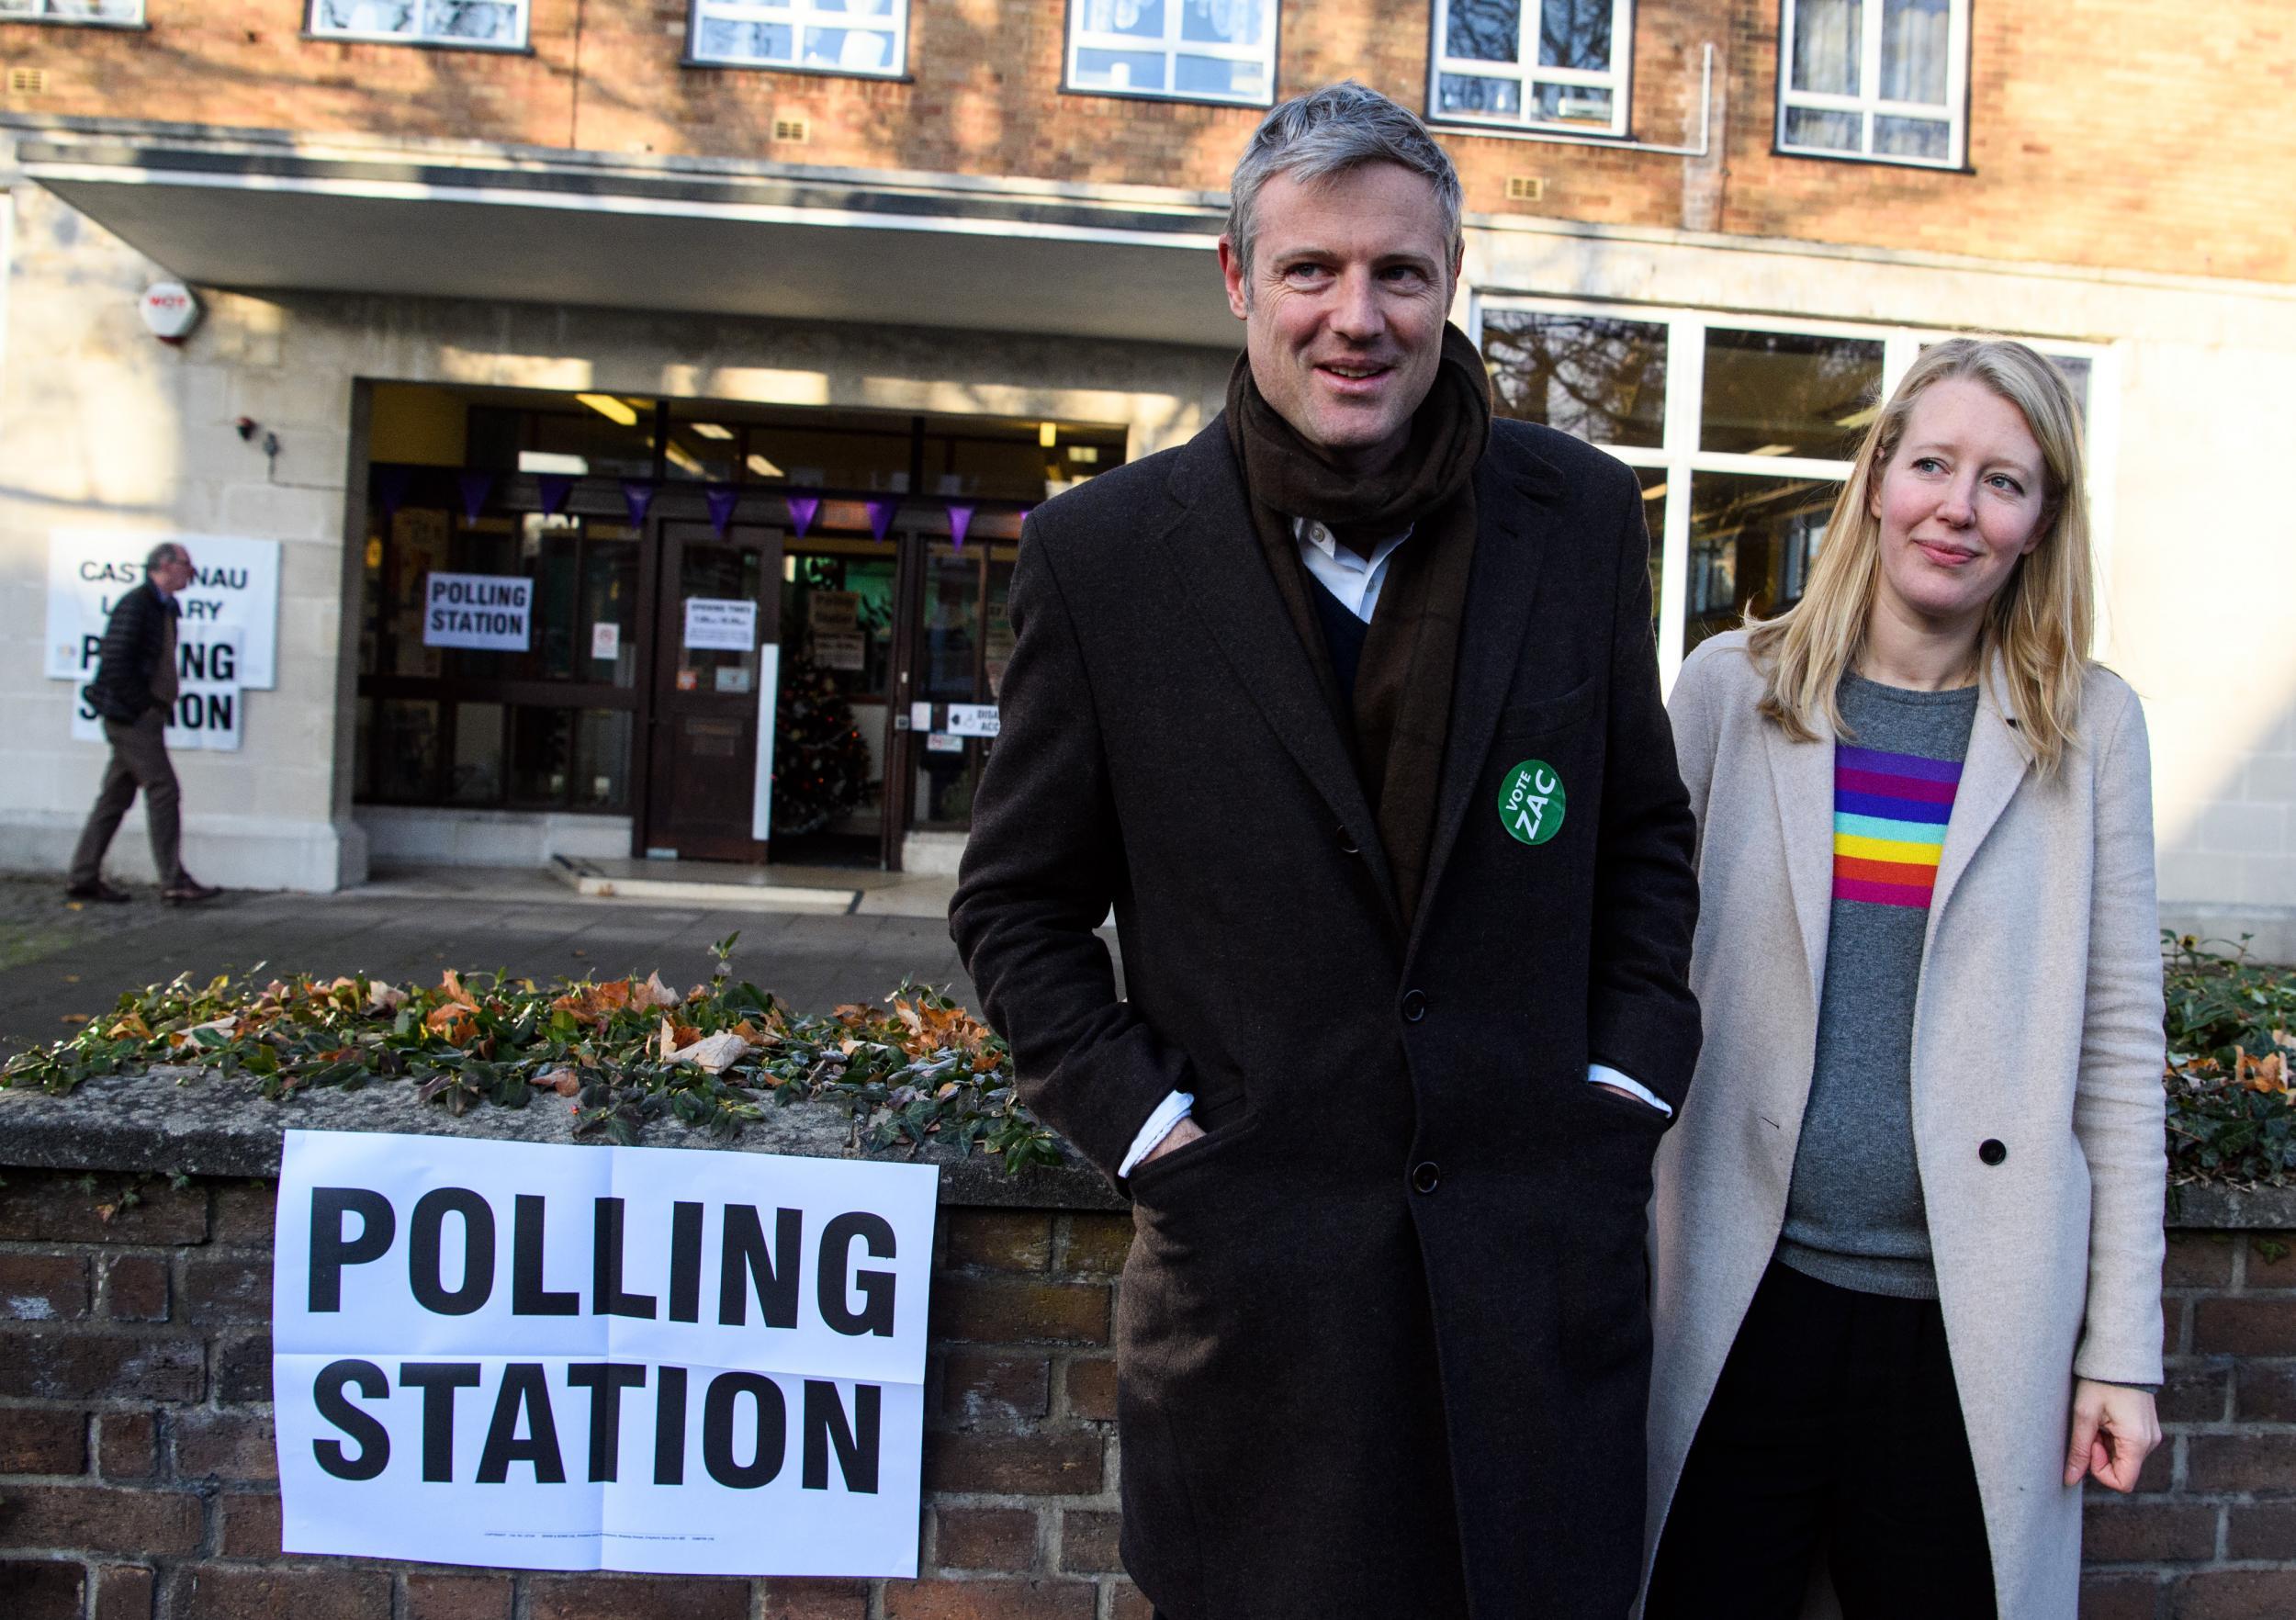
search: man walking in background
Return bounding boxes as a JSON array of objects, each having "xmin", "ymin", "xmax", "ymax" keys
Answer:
[
  {"xmin": 951, "ymin": 83, "xmax": 1699, "ymax": 1619},
  {"xmin": 66, "ymin": 541, "xmax": 220, "ymax": 905}
]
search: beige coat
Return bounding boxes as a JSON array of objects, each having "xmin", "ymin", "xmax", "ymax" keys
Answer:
[{"xmin": 1644, "ymin": 631, "xmax": 2167, "ymax": 1618}]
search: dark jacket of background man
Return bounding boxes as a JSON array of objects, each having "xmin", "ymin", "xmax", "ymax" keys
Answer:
[
  {"xmin": 84, "ymin": 579, "xmax": 177, "ymax": 724},
  {"xmin": 951, "ymin": 411, "xmax": 1703, "ymax": 1616}
]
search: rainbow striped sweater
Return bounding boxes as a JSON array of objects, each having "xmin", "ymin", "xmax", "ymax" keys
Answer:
[{"xmin": 1779, "ymin": 675, "xmax": 1980, "ymax": 1300}]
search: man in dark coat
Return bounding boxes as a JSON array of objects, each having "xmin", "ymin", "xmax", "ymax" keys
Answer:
[
  {"xmin": 67, "ymin": 541, "xmax": 220, "ymax": 904},
  {"xmin": 950, "ymin": 83, "xmax": 1699, "ymax": 1619}
]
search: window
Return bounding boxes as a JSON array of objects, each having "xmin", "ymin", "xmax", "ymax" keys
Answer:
[
  {"xmin": 1480, "ymin": 300, "xmax": 2106, "ymax": 686},
  {"xmin": 1778, "ymin": 0, "xmax": 1968, "ymax": 167},
  {"xmin": 309, "ymin": 0, "xmax": 527, "ymax": 50},
  {"xmin": 1428, "ymin": 0, "xmax": 1632, "ymax": 137},
  {"xmin": 0, "ymin": 0, "xmax": 142, "ymax": 22},
  {"xmin": 690, "ymin": 0, "xmax": 907, "ymax": 76},
  {"xmin": 1066, "ymin": 0, "xmax": 1277, "ymax": 106}
]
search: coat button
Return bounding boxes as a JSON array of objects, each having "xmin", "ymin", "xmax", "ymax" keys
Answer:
[
  {"xmin": 1335, "ymin": 826, "xmax": 1359, "ymax": 855},
  {"xmin": 1411, "ymin": 1161, "xmax": 1440, "ymax": 1194},
  {"xmin": 1401, "ymin": 989, "xmax": 1428, "ymax": 1023},
  {"xmin": 1979, "ymin": 1139, "xmax": 2008, "ymax": 1166}
]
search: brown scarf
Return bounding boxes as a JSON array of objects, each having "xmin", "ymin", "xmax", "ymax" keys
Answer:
[{"xmin": 1224, "ymin": 322, "xmax": 1492, "ymax": 929}]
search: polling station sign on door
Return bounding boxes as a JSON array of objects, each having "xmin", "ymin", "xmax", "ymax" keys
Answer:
[
  {"xmin": 45, "ymin": 532, "xmax": 280, "ymax": 751},
  {"xmin": 272, "ymin": 1131, "xmax": 938, "ymax": 1576}
]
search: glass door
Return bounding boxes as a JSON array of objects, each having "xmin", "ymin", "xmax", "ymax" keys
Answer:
[
  {"xmin": 640, "ymin": 521, "xmax": 781, "ymax": 861},
  {"xmin": 774, "ymin": 536, "xmax": 900, "ymax": 865}
]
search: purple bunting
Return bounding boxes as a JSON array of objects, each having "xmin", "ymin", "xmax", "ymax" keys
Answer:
[
  {"xmin": 537, "ymin": 475, "xmax": 576, "ymax": 517},
  {"xmin": 457, "ymin": 472, "xmax": 495, "ymax": 523},
  {"xmin": 375, "ymin": 466, "xmax": 412, "ymax": 522},
  {"xmin": 785, "ymin": 494, "xmax": 819, "ymax": 538},
  {"xmin": 621, "ymin": 479, "xmax": 657, "ymax": 529},
  {"xmin": 865, "ymin": 498, "xmax": 897, "ymax": 542},
  {"xmin": 705, "ymin": 485, "xmax": 740, "ymax": 536},
  {"xmin": 946, "ymin": 503, "xmax": 974, "ymax": 551}
]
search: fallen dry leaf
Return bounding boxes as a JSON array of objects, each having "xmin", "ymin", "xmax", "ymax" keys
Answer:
[
  {"xmin": 60, "ymin": 1013, "xmax": 91, "ymax": 1025},
  {"xmin": 666, "ymin": 1029, "xmax": 751, "ymax": 1074}
]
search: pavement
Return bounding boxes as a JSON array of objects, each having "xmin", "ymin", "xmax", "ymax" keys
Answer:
[{"xmin": 0, "ymin": 865, "xmax": 982, "ymax": 1065}]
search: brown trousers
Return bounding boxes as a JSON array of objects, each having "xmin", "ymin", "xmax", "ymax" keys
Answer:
[{"xmin": 68, "ymin": 710, "xmax": 182, "ymax": 887}]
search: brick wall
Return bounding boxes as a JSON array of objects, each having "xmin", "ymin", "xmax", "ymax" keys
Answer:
[
  {"xmin": 0, "ymin": 0, "xmax": 2290, "ymax": 286},
  {"xmin": 6, "ymin": 1169, "xmax": 2295, "ymax": 1618},
  {"xmin": 2082, "ymin": 1230, "xmax": 2296, "ymax": 1618},
  {"xmin": 0, "ymin": 1168, "xmax": 1146, "ymax": 1620}
]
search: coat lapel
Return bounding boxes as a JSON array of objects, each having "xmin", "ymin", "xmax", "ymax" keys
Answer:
[
  {"xmin": 1926, "ymin": 658, "xmax": 2031, "ymax": 947},
  {"xmin": 1405, "ymin": 442, "xmax": 1557, "ymax": 960},
  {"xmin": 1153, "ymin": 422, "xmax": 1399, "ymax": 920},
  {"xmin": 1761, "ymin": 703, "xmax": 1838, "ymax": 1013}
]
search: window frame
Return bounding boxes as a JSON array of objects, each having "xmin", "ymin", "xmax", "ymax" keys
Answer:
[
  {"xmin": 1471, "ymin": 295, "xmax": 2114, "ymax": 689},
  {"xmin": 1061, "ymin": 0, "xmax": 1281, "ymax": 108},
  {"xmin": 305, "ymin": 0, "xmax": 531, "ymax": 51},
  {"xmin": 1775, "ymin": 0, "xmax": 1972, "ymax": 170},
  {"xmin": 1424, "ymin": 0, "xmax": 1637, "ymax": 141},
  {"xmin": 0, "ymin": 0, "xmax": 145, "ymax": 25},
  {"xmin": 685, "ymin": 0, "xmax": 911, "ymax": 79}
]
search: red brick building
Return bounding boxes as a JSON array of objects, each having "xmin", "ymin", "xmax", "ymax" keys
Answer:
[{"xmin": 1, "ymin": 1, "xmax": 2293, "ymax": 948}]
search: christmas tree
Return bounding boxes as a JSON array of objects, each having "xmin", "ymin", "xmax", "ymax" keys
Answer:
[{"xmin": 771, "ymin": 636, "xmax": 872, "ymax": 837}]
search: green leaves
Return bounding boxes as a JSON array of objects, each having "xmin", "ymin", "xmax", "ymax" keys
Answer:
[
  {"xmin": 2, "ymin": 965, "xmax": 1062, "ymax": 1177},
  {"xmin": 2163, "ymin": 931, "xmax": 2296, "ymax": 1187}
]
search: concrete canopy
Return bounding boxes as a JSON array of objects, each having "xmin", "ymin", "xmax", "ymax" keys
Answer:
[{"xmin": 18, "ymin": 131, "xmax": 1241, "ymax": 348}]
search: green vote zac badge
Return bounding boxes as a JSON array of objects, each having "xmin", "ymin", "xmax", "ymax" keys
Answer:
[{"xmin": 1497, "ymin": 759, "xmax": 1566, "ymax": 848}]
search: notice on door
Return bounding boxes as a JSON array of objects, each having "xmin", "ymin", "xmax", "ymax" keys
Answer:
[
  {"xmin": 812, "ymin": 631, "xmax": 866, "ymax": 672},
  {"xmin": 945, "ymin": 704, "xmax": 1000, "ymax": 739},
  {"xmin": 272, "ymin": 1129, "xmax": 938, "ymax": 1577},
  {"xmin": 424, "ymin": 574, "xmax": 533, "ymax": 652},
  {"xmin": 684, "ymin": 598, "xmax": 757, "ymax": 652}
]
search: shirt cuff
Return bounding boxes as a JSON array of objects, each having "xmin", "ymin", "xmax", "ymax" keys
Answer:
[
  {"xmin": 1588, "ymin": 1063, "xmax": 1671, "ymax": 1117},
  {"xmin": 1118, "ymin": 1090, "xmax": 1197, "ymax": 1178}
]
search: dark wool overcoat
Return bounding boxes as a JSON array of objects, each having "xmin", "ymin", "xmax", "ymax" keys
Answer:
[{"xmin": 949, "ymin": 414, "xmax": 1702, "ymax": 1620}]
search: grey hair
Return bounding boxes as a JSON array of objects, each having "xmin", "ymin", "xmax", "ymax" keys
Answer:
[
  {"xmin": 1227, "ymin": 81, "xmax": 1463, "ymax": 292},
  {"xmin": 144, "ymin": 542, "xmax": 186, "ymax": 573}
]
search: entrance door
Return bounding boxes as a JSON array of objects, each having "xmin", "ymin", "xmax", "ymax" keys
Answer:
[{"xmin": 640, "ymin": 521, "xmax": 781, "ymax": 861}]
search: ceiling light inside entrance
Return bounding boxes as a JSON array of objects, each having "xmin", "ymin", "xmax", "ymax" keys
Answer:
[
  {"xmin": 691, "ymin": 422, "xmax": 733, "ymax": 440},
  {"xmin": 747, "ymin": 453, "xmax": 784, "ymax": 478},
  {"xmin": 577, "ymin": 393, "xmax": 640, "ymax": 427},
  {"xmin": 1038, "ymin": 422, "xmax": 1058, "ymax": 448}
]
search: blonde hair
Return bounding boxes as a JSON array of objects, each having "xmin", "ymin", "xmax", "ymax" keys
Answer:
[{"xmin": 1749, "ymin": 337, "xmax": 2095, "ymax": 775}]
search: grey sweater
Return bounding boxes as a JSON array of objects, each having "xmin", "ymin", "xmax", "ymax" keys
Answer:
[{"xmin": 1776, "ymin": 672, "xmax": 1980, "ymax": 1299}]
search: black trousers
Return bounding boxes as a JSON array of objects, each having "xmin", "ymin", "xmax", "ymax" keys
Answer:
[{"xmin": 1645, "ymin": 1260, "xmax": 1996, "ymax": 1620}]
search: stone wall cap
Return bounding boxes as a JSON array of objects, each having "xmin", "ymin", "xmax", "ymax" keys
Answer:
[{"xmin": 0, "ymin": 1070, "xmax": 1124, "ymax": 1212}]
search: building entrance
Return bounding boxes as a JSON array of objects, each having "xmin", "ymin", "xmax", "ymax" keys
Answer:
[{"xmin": 354, "ymin": 383, "xmax": 1124, "ymax": 871}]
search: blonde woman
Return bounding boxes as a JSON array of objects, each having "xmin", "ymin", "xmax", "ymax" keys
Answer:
[{"xmin": 1641, "ymin": 339, "xmax": 2166, "ymax": 1619}]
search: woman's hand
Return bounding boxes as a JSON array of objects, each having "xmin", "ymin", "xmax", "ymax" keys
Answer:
[{"xmin": 2065, "ymin": 1379, "xmax": 2161, "ymax": 1491}]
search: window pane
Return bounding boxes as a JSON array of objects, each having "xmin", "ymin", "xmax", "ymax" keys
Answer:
[
  {"xmin": 449, "ymin": 703, "xmax": 505, "ymax": 805},
  {"xmin": 1879, "ymin": 0, "xmax": 1951, "ymax": 105},
  {"xmin": 1437, "ymin": 73, "xmax": 1522, "ymax": 118},
  {"xmin": 371, "ymin": 701, "xmax": 440, "ymax": 801},
  {"xmin": 802, "ymin": 26, "xmax": 895, "ymax": 69},
  {"xmin": 1874, "ymin": 116, "xmax": 1950, "ymax": 162},
  {"xmin": 510, "ymin": 708, "xmax": 575, "ymax": 807},
  {"xmin": 1700, "ymin": 328, "xmax": 1884, "ymax": 456},
  {"xmin": 1176, "ymin": 54, "xmax": 1266, "ymax": 98},
  {"xmin": 2049, "ymin": 355, "xmax": 2093, "ymax": 424},
  {"xmin": 1530, "ymin": 83, "xmax": 1614, "ymax": 127},
  {"xmin": 1791, "ymin": 0, "xmax": 1861, "ymax": 94},
  {"xmin": 698, "ymin": 18, "xmax": 794, "ymax": 62},
  {"xmin": 1181, "ymin": 0, "xmax": 1266, "ymax": 45},
  {"xmin": 1783, "ymin": 106, "xmax": 1862, "ymax": 152},
  {"xmin": 575, "ymin": 711, "xmax": 633, "ymax": 813},
  {"xmin": 1075, "ymin": 48, "xmax": 1167, "ymax": 91},
  {"xmin": 424, "ymin": 0, "xmax": 519, "ymax": 41},
  {"xmin": 1446, "ymin": 0, "xmax": 1522, "ymax": 63},
  {"xmin": 1085, "ymin": 0, "xmax": 1164, "ymax": 37},
  {"xmin": 582, "ymin": 533, "xmax": 641, "ymax": 688},
  {"xmin": 315, "ymin": 0, "xmax": 416, "ymax": 33},
  {"xmin": 0, "ymin": 0, "xmax": 41, "ymax": 13},
  {"xmin": 1685, "ymin": 473, "xmax": 1839, "ymax": 654},
  {"xmin": 1483, "ymin": 311, "xmax": 1668, "ymax": 448},
  {"xmin": 1538, "ymin": 0, "xmax": 1612, "ymax": 70}
]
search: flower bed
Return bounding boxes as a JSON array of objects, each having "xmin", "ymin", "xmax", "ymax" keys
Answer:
[
  {"xmin": 0, "ymin": 932, "xmax": 1062, "ymax": 1174},
  {"xmin": 2163, "ymin": 932, "xmax": 2296, "ymax": 1187}
]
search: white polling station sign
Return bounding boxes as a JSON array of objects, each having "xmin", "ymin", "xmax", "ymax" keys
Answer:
[
  {"xmin": 45, "ymin": 532, "xmax": 280, "ymax": 689},
  {"xmin": 272, "ymin": 1130, "xmax": 938, "ymax": 1576}
]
